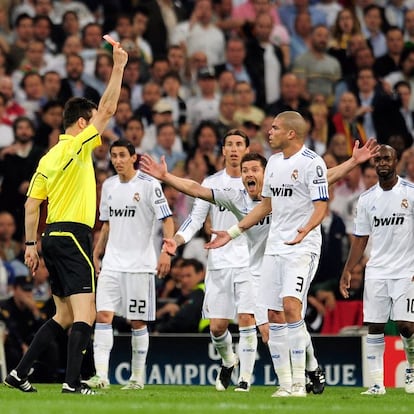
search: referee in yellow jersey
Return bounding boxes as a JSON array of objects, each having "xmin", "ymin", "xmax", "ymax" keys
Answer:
[{"xmin": 4, "ymin": 42, "xmax": 128, "ymax": 395}]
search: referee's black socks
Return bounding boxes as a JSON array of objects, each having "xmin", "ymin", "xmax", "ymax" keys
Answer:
[
  {"xmin": 65, "ymin": 321, "xmax": 92, "ymax": 387},
  {"xmin": 16, "ymin": 318, "xmax": 65, "ymax": 378}
]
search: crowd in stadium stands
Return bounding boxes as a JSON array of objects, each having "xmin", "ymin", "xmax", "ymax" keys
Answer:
[{"xmin": 1, "ymin": 0, "xmax": 413, "ymax": 381}]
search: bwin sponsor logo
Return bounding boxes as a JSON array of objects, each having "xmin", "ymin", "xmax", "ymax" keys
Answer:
[
  {"xmin": 109, "ymin": 206, "xmax": 136, "ymax": 217},
  {"xmin": 270, "ymin": 186, "xmax": 293, "ymax": 197},
  {"xmin": 373, "ymin": 214, "xmax": 404, "ymax": 227}
]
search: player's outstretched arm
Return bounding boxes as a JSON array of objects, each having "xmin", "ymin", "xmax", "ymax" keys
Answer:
[
  {"xmin": 204, "ymin": 229, "xmax": 232, "ymax": 249},
  {"xmin": 327, "ymin": 138, "xmax": 379, "ymax": 186},
  {"xmin": 140, "ymin": 154, "xmax": 214, "ymax": 202}
]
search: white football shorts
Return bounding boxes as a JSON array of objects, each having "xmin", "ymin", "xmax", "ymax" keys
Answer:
[
  {"xmin": 96, "ymin": 270, "xmax": 156, "ymax": 321},
  {"xmin": 364, "ymin": 278, "xmax": 414, "ymax": 323},
  {"xmin": 202, "ymin": 267, "xmax": 255, "ymax": 319},
  {"xmin": 259, "ymin": 252, "xmax": 319, "ymax": 312}
]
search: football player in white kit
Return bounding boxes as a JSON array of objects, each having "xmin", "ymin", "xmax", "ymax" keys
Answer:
[
  {"xmin": 199, "ymin": 112, "xmax": 329, "ymax": 397},
  {"xmin": 163, "ymin": 129, "xmax": 256, "ymax": 392},
  {"xmin": 140, "ymin": 132, "xmax": 379, "ymax": 394},
  {"xmin": 340, "ymin": 145, "xmax": 414, "ymax": 396},
  {"xmin": 83, "ymin": 139, "xmax": 175, "ymax": 390}
]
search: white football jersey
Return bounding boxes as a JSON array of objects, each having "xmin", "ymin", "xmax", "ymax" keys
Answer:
[
  {"xmin": 262, "ymin": 146, "xmax": 329, "ymax": 255},
  {"xmin": 99, "ymin": 170, "xmax": 172, "ymax": 272},
  {"xmin": 213, "ymin": 187, "xmax": 270, "ymax": 276},
  {"xmin": 354, "ymin": 177, "xmax": 414, "ymax": 279},
  {"xmin": 177, "ymin": 170, "xmax": 250, "ymax": 270}
]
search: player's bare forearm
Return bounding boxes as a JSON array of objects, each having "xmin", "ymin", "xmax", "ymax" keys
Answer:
[
  {"xmin": 343, "ymin": 235, "xmax": 369, "ymax": 273},
  {"xmin": 140, "ymin": 154, "xmax": 214, "ymax": 202},
  {"xmin": 162, "ymin": 216, "xmax": 175, "ymax": 241},
  {"xmin": 285, "ymin": 200, "xmax": 328, "ymax": 245},
  {"xmin": 238, "ymin": 197, "xmax": 272, "ymax": 232},
  {"xmin": 327, "ymin": 138, "xmax": 379, "ymax": 186}
]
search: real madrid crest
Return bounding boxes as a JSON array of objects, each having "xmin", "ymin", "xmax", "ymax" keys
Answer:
[
  {"xmin": 133, "ymin": 192, "xmax": 140, "ymax": 202},
  {"xmin": 401, "ymin": 199, "xmax": 409, "ymax": 209},
  {"xmin": 291, "ymin": 169, "xmax": 298, "ymax": 181}
]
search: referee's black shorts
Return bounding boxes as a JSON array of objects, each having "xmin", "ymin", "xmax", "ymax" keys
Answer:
[{"xmin": 42, "ymin": 222, "xmax": 96, "ymax": 297}]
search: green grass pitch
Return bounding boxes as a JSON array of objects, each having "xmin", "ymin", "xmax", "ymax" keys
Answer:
[{"xmin": 1, "ymin": 385, "xmax": 414, "ymax": 414}]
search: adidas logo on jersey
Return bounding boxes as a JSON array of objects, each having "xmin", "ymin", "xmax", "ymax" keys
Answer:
[{"xmin": 373, "ymin": 214, "xmax": 404, "ymax": 227}]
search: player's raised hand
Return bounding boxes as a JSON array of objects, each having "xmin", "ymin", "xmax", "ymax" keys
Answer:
[
  {"xmin": 339, "ymin": 270, "xmax": 351, "ymax": 299},
  {"xmin": 351, "ymin": 138, "xmax": 379, "ymax": 165},
  {"xmin": 204, "ymin": 230, "xmax": 231, "ymax": 249},
  {"xmin": 111, "ymin": 39, "xmax": 128, "ymax": 68},
  {"xmin": 140, "ymin": 154, "xmax": 168, "ymax": 180},
  {"xmin": 162, "ymin": 238, "xmax": 177, "ymax": 256}
]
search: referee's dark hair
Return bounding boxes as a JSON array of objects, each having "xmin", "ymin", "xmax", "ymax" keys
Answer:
[
  {"xmin": 110, "ymin": 139, "xmax": 136, "ymax": 156},
  {"xmin": 222, "ymin": 128, "xmax": 250, "ymax": 148},
  {"xmin": 63, "ymin": 97, "xmax": 97, "ymax": 130}
]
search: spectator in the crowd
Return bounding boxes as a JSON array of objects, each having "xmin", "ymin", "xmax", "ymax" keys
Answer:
[
  {"xmin": 289, "ymin": 11, "xmax": 313, "ymax": 65},
  {"xmin": 57, "ymin": 53, "xmax": 100, "ymax": 105},
  {"xmin": 0, "ymin": 211, "xmax": 23, "ymax": 263},
  {"xmin": 373, "ymin": 26, "xmax": 404, "ymax": 78},
  {"xmin": 244, "ymin": 12, "xmax": 286, "ymax": 109},
  {"xmin": 332, "ymin": 91, "xmax": 367, "ymax": 156},
  {"xmin": 279, "ymin": 0, "xmax": 327, "ymax": 36},
  {"xmin": 54, "ymin": 10, "xmax": 81, "ymax": 52},
  {"xmin": 161, "ymin": 71, "xmax": 189, "ymax": 140},
  {"xmin": 172, "ymin": 0, "xmax": 226, "ymax": 67},
  {"xmin": 41, "ymin": 70, "xmax": 61, "ymax": 103},
  {"xmin": 328, "ymin": 8, "xmax": 362, "ymax": 76},
  {"xmin": 186, "ymin": 66, "xmax": 220, "ymax": 130},
  {"xmin": 123, "ymin": 116, "xmax": 146, "ymax": 154},
  {"xmin": 9, "ymin": 14, "xmax": 34, "ymax": 72},
  {"xmin": 215, "ymin": 36, "xmax": 251, "ymax": 84},
  {"xmin": 140, "ymin": 0, "xmax": 186, "ymax": 57},
  {"xmin": 149, "ymin": 56, "xmax": 170, "ymax": 86},
  {"xmin": 0, "ymin": 91, "xmax": 14, "ymax": 148},
  {"xmin": 149, "ymin": 121, "xmax": 186, "ymax": 175},
  {"xmin": 184, "ymin": 50, "xmax": 209, "ymax": 97},
  {"xmin": 122, "ymin": 57, "xmax": 143, "ymax": 112},
  {"xmin": 33, "ymin": 100, "xmax": 63, "ymax": 150},
  {"xmin": 215, "ymin": 92, "xmax": 238, "ymax": 139},
  {"xmin": 83, "ymin": 52, "xmax": 113, "ymax": 97},
  {"xmin": 265, "ymin": 72, "xmax": 310, "ymax": 116},
  {"xmin": 233, "ymin": 80, "xmax": 265, "ymax": 127},
  {"xmin": 17, "ymin": 72, "xmax": 44, "ymax": 122},
  {"xmin": 134, "ymin": 80, "xmax": 162, "ymax": 127},
  {"xmin": 109, "ymin": 100, "xmax": 133, "ymax": 140},
  {"xmin": 0, "ymin": 116, "xmax": 44, "ymax": 241},
  {"xmin": 80, "ymin": 23, "xmax": 103, "ymax": 76},
  {"xmin": 293, "ymin": 24, "xmax": 341, "ymax": 107},
  {"xmin": 167, "ymin": 44, "xmax": 187, "ymax": 84},
  {"xmin": 363, "ymin": 4, "xmax": 387, "ymax": 58},
  {"xmin": 216, "ymin": 69, "xmax": 236, "ymax": 96},
  {"xmin": 0, "ymin": 75, "xmax": 26, "ymax": 126},
  {"xmin": 33, "ymin": 15, "xmax": 57, "ymax": 56},
  {"xmin": 131, "ymin": 7, "xmax": 153, "ymax": 66},
  {"xmin": 404, "ymin": 9, "xmax": 414, "ymax": 48},
  {"xmin": 190, "ymin": 120, "xmax": 222, "ymax": 172},
  {"xmin": 154, "ymin": 258, "xmax": 206, "ymax": 333}
]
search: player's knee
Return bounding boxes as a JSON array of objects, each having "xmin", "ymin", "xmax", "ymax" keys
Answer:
[{"xmin": 398, "ymin": 322, "xmax": 414, "ymax": 338}]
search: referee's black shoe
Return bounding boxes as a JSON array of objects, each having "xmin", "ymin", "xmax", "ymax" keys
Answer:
[{"xmin": 4, "ymin": 370, "xmax": 37, "ymax": 392}]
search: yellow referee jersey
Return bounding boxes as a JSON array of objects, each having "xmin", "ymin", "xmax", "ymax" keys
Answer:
[{"xmin": 27, "ymin": 124, "xmax": 101, "ymax": 228}]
